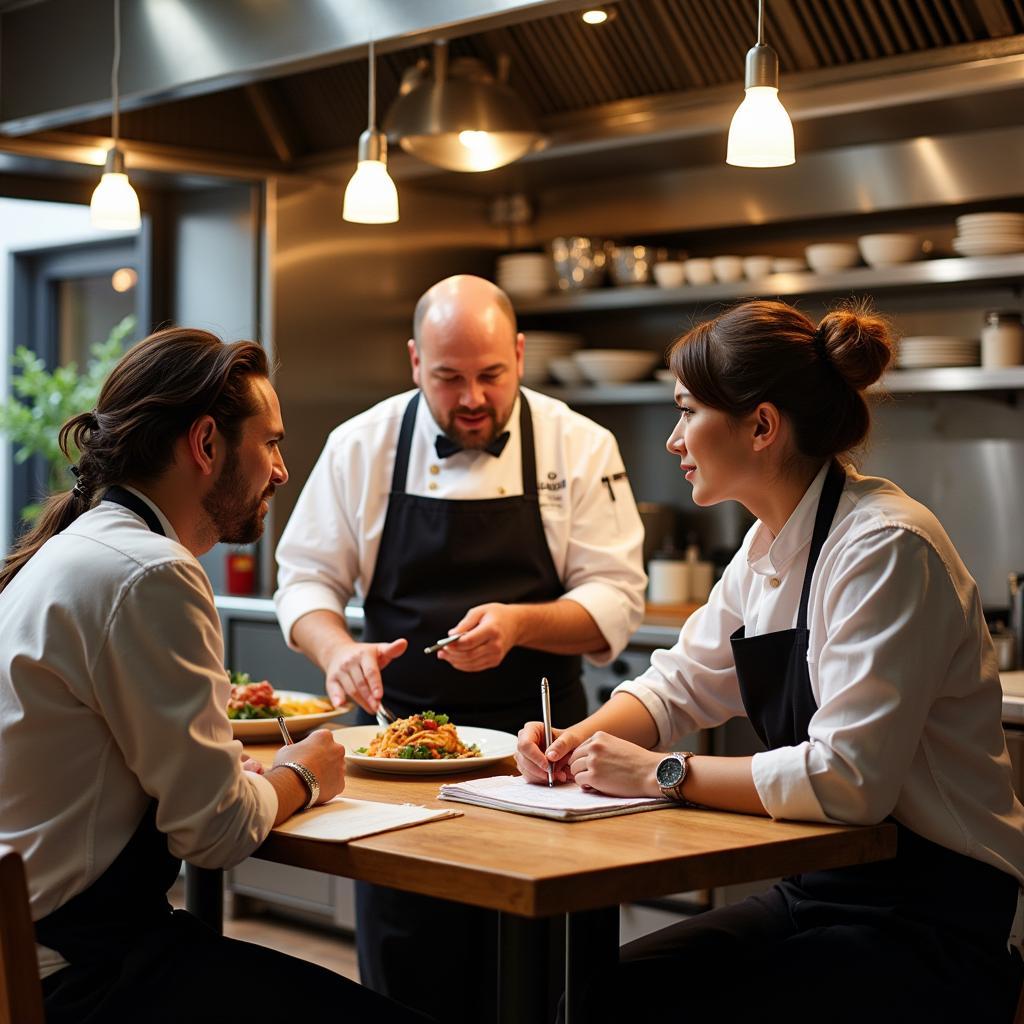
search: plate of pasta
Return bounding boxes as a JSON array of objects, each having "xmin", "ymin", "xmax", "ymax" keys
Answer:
[
  {"xmin": 333, "ymin": 712, "xmax": 517, "ymax": 775},
  {"xmin": 227, "ymin": 673, "xmax": 346, "ymax": 739}
]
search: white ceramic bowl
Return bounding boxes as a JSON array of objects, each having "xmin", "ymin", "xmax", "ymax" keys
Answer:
[
  {"xmin": 742, "ymin": 255, "xmax": 774, "ymax": 279},
  {"xmin": 573, "ymin": 349, "xmax": 660, "ymax": 384},
  {"xmin": 548, "ymin": 356, "xmax": 587, "ymax": 385},
  {"xmin": 652, "ymin": 261, "xmax": 686, "ymax": 289},
  {"xmin": 684, "ymin": 258, "xmax": 714, "ymax": 286},
  {"xmin": 804, "ymin": 243, "xmax": 860, "ymax": 274},
  {"xmin": 711, "ymin": 255, "xmax": 744, "ymax": 283},
  {"xmin": 857, "ymin": 233, "xmax": 920, "ymax": 267},
  {"xmin": 771, "ymin": 257, "xmax": 807, "ymax": 273}
]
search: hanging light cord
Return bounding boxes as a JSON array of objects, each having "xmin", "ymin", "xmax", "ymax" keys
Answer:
[
  {"xmin": 757, "ymin": 0, "xmax": 764, "ymax": 46},
  {"xmin": 367, "ymin": 36, "xmax": 376, "ymax": 130},
  {"xmin": 111, "ymin": 0, "xmax": 121, "ymax": 145}
]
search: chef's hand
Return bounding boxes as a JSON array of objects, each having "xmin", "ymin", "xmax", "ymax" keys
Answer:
[
  {"xmin": 515, "ymin": 720, "xmax": 588, "ymax": 785},
  {"xmin": 272, "ymin": 727, "xmax": 346, "ymax": 804},
  {"xmin": 241, "ymin": 755, "xmax": 264, "ymax": 775},
  {"xmin": 438, "ymin": 603, "xmax": 520, "ymax": 672},
  {"xmin": 568, "ymin": 732, "xmax": 662, "ymax": 798},
  {"xmin": 324, "ymin": 638, "xmax": 407, "ymax": 713}
]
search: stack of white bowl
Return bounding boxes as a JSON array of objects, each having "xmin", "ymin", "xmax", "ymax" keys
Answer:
[
  {"xmin": 895, "ymin": 336, "xmax": 980, "ymax": 369},
  {"xmin": 805, "ymin": 243, "xmax": 860, "ymax": 273},
  {"xmin": 496, "ymin": 253, "xmax": 553, "ymax": 298},
  {"xmin": 522, "ymin": 331, "xmax": 582, "ymax": 385},
  {"xmin": 572, "ymin": 349, "xmax": 660, "ymax": 384},
  {"xmin": 858, "ymin": 233, "xmax": 920, "ymax": 267},
  {"xmin": 952, "ymin": 213, "xmax": 1024, "ymax": 257}
]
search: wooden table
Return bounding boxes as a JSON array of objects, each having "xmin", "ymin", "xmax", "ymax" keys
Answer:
[{"xmin": 186, "ymin": 746, "xmax": 897, "ymax": 1023}]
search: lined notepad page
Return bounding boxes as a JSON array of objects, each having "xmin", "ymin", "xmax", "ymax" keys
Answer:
[
  {"xmin": 273, "ymin": 798, "xmax": 461, "ymax": 843},
  {"xmin": 438, "ymin": 775, "xmax": 673, "ymax": 821}
]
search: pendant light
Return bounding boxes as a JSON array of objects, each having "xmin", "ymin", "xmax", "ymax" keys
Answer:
[
  {"xmin": 90, "ymin": 0, "xmax": 141, "ymax": 230},
  {"xmin": 343, "ymin": 36, "xmax": 399, "ymax": 224},
  {"xmin": 726, "ymin": 0, "xmax": 795, "ymax": 168},
  {"xmin": 383, "ymin": 42, "xmax": 543, "ymax": 173}
]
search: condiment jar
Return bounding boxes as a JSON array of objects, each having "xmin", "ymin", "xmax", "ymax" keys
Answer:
[
  {"xmin": 647, "ymin": 552, "xmax": 690, "ymax": 605},
  {"xmin": 981, "ymin": 310, "xmax": 1024, "ymax": 368}
]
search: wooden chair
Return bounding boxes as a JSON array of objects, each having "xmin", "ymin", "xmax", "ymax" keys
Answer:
[{"xmin": 0, "ymin": 844, "xmax": 45, "ymax": 1024}]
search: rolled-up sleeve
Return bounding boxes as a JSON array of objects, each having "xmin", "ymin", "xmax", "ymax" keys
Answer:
[
  {"xmin": 613, "ymin": 553, "xmax": 748, "ymax": 748},
  {"xmin": 752, "ymin": 528, "xmax": 962, "ymax": 823},
  {"xmin": 92, "ymin": 560, "xmax": 276, "ymax": 868},
  {"xmin": 559, "ymin": 431, "xmax": 647, "ymax": 665},
  {"xmin": 275, "ymin": 434, "xmax": 361, "ymax": 648}
]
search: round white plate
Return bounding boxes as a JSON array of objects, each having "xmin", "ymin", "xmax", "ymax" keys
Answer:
[
  {"xmin": 334, "ymin": 724, "xmax": 517, "ymax": 775},
  {"xmin": 230, "ymin": 690, "xmax": 346, "ymax": 740}
]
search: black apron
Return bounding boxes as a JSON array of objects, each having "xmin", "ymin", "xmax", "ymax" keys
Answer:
[
  {"xmin": 730, "ymin": 459, "xmax": 1021, "ymax": 968},
  {"xmin": 356, "ymin": 392, "xmax": 587, "ymax": 1023},
  {"xmin": 360, "ymin": 390, "xmax": 586, "ymax": 733}
]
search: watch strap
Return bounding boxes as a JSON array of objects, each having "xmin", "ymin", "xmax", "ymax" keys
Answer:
[
  {"xmin": 281, "ymin": 760, "xmax": 320, "ymax": 810},
  {"xmin": 664, "ymin": 751, "xmax": 695, "ymax": 803}
]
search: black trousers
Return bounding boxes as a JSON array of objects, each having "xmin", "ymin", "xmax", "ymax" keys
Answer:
[
  {"xmin": 41, "ymin": 909, "xmax": 433, "ymax": 1024},
  {"xmin": 563, "ymin": 869, "xmax": 1023, "ymax": 1024}
]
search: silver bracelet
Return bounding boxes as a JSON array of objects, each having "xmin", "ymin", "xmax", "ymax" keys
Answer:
[{"xmin": 280, "ymin": 761, "xmax": 320, "ymax": 810}]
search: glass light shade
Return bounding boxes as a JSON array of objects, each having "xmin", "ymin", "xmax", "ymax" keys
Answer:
[
  {"xmin": 90, "ymin": 172, "xmax": 141, "ymax": 230},
  {"xmin": 727, "ymin": 86, "xmax": 795, "ymax": 167},
  {"xmin": 342, "ymin": 159, "xmax": 399, "ymax": 224}
]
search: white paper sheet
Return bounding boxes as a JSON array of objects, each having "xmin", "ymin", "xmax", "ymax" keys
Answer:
[
  {"xmin": 272, "ymin": 797, "xmax": 461, "ymax": 842},
  {"xmin": 438, "ymin": 774, "xmax": 674, "ymax": 821}
]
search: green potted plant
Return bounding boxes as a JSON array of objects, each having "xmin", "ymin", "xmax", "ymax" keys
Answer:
[{"xmin": 0, "ymin": 315, "xmax": 136, "ymax": 525}]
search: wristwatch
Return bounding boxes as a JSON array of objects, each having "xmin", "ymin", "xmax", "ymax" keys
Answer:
[
  {"xmin": 656, "ymin": 751, "xmax": 695, "ymax": 802},
  {"xmin": 281, "ymin": 761, "xmax": 320, "ymax": 810}
]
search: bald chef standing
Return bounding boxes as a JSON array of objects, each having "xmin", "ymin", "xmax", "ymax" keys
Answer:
[{"xmin": 274, "ymin": 274, "xmax": 647, "ymax": 1022}]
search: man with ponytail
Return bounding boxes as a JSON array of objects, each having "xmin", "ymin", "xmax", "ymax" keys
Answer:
[{"xmin": 0, "ymin": 328, "xmax": 429, "ymax": 1023}]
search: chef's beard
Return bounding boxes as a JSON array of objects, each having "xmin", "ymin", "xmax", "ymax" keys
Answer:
[
  {"xmin": 437, "ymin": 398, "xmax": 516, "ymax": 450},
  {"xmin": 203, "ymin": 444, "xmax": 272, "ymax": 544}
]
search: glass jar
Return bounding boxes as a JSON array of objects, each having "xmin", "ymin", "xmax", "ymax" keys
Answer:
[{"xmin": 981, "ymin": 310, "xmax": 1024, "ymax": 368}]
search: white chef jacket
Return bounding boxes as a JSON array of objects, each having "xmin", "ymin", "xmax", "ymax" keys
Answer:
[
  {"xmin": 616, "ymin": 462, "xmax": 1024, "ymax": 891},
  {"xmin": 0, "ymin": 489, "xmax": 277, "ymax": 979},
  {"xmin": 275, "ymin": 387, "xmax": 647, "ymax": 664}
]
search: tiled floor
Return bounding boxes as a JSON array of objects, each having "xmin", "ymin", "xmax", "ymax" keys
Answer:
[{"xmin": 169, "ymin": 879, "xmax": 360, "ymax": 981}]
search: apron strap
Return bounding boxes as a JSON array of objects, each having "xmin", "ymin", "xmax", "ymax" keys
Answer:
[
  {"xmin": 390, "ymin": 393, "xmax": 420, "ymax": 496},
  {"xmin": 518, "ymin": 394, "xmax": 537, "ymax": 498},
  {"xmin": 796, "ymin": 459, "xmax": 847, "ymax": 631},
  {"xmin": 102, "ymin": 486, "xmax": 166, "ymax": 537}
]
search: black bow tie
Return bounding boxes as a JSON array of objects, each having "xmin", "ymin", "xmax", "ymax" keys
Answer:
[{"xmin": 434, "ymin": 431, "xmax": 510, "ymax": 460}]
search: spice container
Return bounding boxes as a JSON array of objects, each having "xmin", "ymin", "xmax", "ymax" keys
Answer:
[{"xmin": 981, "ymin": 310, "xmax": 1024, "ymax": 368}]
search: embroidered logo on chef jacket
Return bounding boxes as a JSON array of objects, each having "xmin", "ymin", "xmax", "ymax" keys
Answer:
[{"xmin": 539, "ymin": 470, "xmax": 566, "ymax": 509}]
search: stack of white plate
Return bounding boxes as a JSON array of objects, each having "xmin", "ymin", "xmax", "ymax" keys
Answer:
[
  {"xmin": 496, "ymin": 252, "xmax": 553, "ymax": 298},
  {"xmin": 572, "ymin": 349, "xmax": 660, "ymax": 384},
  {"xmin": 895, "ymin": 336, "xmax": 980, "ymax": 369},
  {"xmin": 522, "ymin": 331, "xmax": 582, "ymax": 385},
  {"xmin": 952, "ymin": 213, "xmax": 1024, "ymax": 257}
]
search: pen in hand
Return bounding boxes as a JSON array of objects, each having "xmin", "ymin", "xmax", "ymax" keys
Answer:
[
  {"xmin": 423, "ymin": 633, "xmax": 465, "ymax": 655},
  {"xmin": 277, "ymin": 716, "xmax": 294, "ymax": 746},
  {"xmin": 540, "ymin": 676, "xmax": 554, "ymax": 788}
]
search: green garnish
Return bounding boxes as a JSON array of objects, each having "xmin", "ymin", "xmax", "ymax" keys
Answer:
[
  {"xmin": 397, "ymin": 744, "xmax": 435, "ymax": 760},
  {"xmin": 421, "ymin": 710, "xmax": 449, "ymax": 725}
]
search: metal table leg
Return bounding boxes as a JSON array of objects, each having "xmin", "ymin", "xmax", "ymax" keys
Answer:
[
  {"xmin": 497, "ymin": 912, "xmax": 564, "ymax": 1024},
  {"xmin": 184, "ymin": 863, "xmax": 224, "ymax": 934},
  {"xmin": 564, "ymin": 906, "xmax": 618, "ymax": 1024}
]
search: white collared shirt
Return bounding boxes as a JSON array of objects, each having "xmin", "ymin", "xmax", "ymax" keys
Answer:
[
  {"xmin": 275, "ymin": 387, "xmax": 646, "ymax": 663},
  {"xmin": 0, "ymin": 492, "xmax": 277, "ymax": 978},
  {"xmin": 616, "ymin": 462, "xmax": 1024, "ymax": 888}
]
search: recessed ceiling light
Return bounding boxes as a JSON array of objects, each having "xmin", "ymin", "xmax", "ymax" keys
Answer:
[{"xmin": 581, "ymin": 9, "xmax": 610, "ymax": 25}]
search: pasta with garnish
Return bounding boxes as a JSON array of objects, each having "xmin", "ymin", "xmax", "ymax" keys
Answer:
[{"xmin": 357, "ymin": 711, "xmax": 481, "ymax": 760}]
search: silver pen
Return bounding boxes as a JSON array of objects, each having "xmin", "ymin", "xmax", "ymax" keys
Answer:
[
  {"xmin": 277, "ymin": 716, "xmax": 294, "ymax": 746},
  {"xmin": 423, "ymin": 632, "xmax": 465, "ymax": 655},
  {"xmin": 540, "ymin": 676, "xmax": 554, "ymax": 788}
]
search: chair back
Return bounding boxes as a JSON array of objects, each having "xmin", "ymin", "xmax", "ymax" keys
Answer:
[{"xmin": 0, "ymin": 844, "xmax": 45, "ymax": 1024}]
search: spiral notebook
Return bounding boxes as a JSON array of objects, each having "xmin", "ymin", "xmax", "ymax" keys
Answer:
[{"xmin": 438, "ymin": 774, "xmax": 674, "ymax": 822}]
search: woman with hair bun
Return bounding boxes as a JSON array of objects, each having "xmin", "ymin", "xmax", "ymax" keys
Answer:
[{"xmin": 516, "ymin": 299, "xmax": 1024, "ymax": 1021}]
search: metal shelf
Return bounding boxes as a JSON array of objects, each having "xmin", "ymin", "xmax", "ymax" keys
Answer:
[
  {"xmin": 537, "ymin": 366, "xmax": 1024, "ymax": 405},
  {"xmin": 513, "ymin": 254, "xmax": 1024, "ymax": 315}
]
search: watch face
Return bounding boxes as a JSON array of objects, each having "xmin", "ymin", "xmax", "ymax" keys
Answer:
[{"xmin": 656, "ymin": 756, "xmax": 683, "ymax": 789}]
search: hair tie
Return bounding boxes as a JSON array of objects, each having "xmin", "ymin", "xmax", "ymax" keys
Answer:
[
  {"xmin": 69, "ymin": 464, "xmax": 89, "ymax": 500},
  {"xmin": 812, "ymin": 327, "xmax": 830, "ymax": 363}
]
